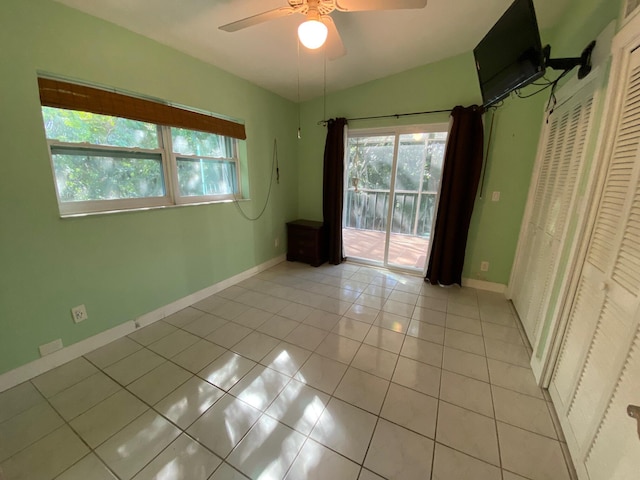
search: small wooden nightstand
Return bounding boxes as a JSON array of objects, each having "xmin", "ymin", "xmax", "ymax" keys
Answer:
[{"xmin": 286, "ymin": 220, "xmax": 327, "ymax": 267}]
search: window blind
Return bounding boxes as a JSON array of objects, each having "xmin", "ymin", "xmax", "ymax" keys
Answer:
[{"xmin": 38, "ymin": 77, "xmax": 246, "ymax": 140}]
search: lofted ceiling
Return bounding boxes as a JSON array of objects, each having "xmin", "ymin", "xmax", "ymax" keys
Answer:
[{"xmin": 52, "ymin": 0, "xmax": 570, "ymax": 102}]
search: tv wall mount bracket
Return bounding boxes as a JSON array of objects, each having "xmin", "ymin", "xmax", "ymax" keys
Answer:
[{"xmin": 544, "ymin": 41, "xmax": 596, "ymax": 80}]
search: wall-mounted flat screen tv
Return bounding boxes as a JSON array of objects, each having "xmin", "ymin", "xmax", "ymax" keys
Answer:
[{"xmin": 474, "ymin": 0, "xmax": 546, "ymax": 108}]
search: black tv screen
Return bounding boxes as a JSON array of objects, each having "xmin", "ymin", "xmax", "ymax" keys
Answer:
[{"xmin": 474, "ymin": 0, "xmax": 545, "ymax": 107}]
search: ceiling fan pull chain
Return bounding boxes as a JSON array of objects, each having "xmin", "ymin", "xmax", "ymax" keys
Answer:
[
  {"xmin": 297, "ymin": 38, "xmax": 302, "ymax": 139},
  {"xmin": 323, "ymin": 48, "xmax": 327, "ymax": 122}
]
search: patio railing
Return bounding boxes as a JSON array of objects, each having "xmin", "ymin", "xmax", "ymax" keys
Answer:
[{"xmin": 344, "ymin": 188, "xmax": 437, "ymax": 238}]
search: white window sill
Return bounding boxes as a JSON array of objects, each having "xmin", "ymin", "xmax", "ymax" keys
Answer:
[{"xmin": 59, "ymin": 197, "xmax": 251, "ymax": 218}]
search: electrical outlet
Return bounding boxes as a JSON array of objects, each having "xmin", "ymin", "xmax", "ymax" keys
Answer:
[
  {"xmin": 39, "ymin": 338, "xmax": 63, "ymax": 356},
  {"xmin": 480, "ymin": 261, "xmax": 490, "ymax": 272},
  {"xmin": 491, "ymin": 191, "xmax": 501, "ymax": 202},
  {"xmin": 275, "ymin": 237, "xmax": 280, "ymax": 248},
  {"xmin": 71, "ymin": 304, "xmax": 88, "ymax": 323}
]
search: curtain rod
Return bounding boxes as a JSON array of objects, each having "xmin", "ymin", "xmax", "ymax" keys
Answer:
[{"xmin": 317, "ymin": 108, "xmax": 453, "ymax": 126}]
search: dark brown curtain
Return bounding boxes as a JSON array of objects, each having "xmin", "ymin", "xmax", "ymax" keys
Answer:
[
  {"xmin": 426, "ymin": 105, "xmax": 484, "ymax": 286},
  {"xmin": 323, "ymin": 118, "xmax": 348, "ymax": 265}
]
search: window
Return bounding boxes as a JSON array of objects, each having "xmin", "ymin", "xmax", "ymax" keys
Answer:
[
  {"xmin": 171, "ymin": 127, "xmax": 238, "ymax": 198},
  {"xmin": 38, "ymin": 78, "xmax": 246, "ymax": 216}
]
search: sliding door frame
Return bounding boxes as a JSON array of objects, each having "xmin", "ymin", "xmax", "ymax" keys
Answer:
[{"xmin": 343, "ymin": 123, "xmax": 449, "ymax": 275}]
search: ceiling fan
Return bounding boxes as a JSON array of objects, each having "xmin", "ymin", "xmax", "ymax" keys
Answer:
[{"xmin": 219, "ymin": 0, "xmax": 428, "ymax": 59}]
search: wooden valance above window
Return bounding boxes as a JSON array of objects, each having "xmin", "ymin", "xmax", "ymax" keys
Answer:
[{"xmin": 38, "ymin": 77, "xmax": 247, "ymax": 140}]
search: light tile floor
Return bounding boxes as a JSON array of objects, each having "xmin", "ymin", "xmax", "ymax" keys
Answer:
[{"xmin": 0, "ymin": 262, "xmax": 576, "ymax": 480}]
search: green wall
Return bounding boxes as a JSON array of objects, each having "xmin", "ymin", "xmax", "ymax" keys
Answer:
[
  {"xmin": 0, "ymin": 0, "xmax": 622, "ymax": 376},
  {"xmin": 466, "ymin": 93, "xmax": 546, "ymax": 283},
  {"xmin": 549, "ymin": 0, "xmax": 622, "ymax": 56},
  {"xmin": 0, "ymin": 0, "xmax": 299, "ymax": 374},
  {"xmin": 297, "ymin": 53, "xmax": 478, "ymax": 219},
  {"xmin": 296, "ymin": 0, "xmax": 622, "ymax": 286},
  {"xmin": 297, "ymin": 52, "xmax": 546, "ymax": 284}
]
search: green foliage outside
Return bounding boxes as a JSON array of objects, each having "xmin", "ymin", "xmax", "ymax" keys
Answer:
[
  {"xmin": 42, "ymin": 107, "xmax": 238, "ymax": 202},
  {"xmin": 345, "ymin": 133, "xmax": 447, "ymax": 237},
  {"xmin": 51, "ymin": 151, "xmax": 164, "ymax": 201},
  {"xmin": 172, "ymin": 127, "xmax": 237, "ymax": 197},
  {"xmin": 177, "ymin": 158, "xmax": 236, "ymax": 196},
  {"xmin": 172, "ymin": 127, "xmax": 231, "ymax": 158},
  {"xmin": 42, "ymin": 107, "xmax": 159, "ymax": 148}
]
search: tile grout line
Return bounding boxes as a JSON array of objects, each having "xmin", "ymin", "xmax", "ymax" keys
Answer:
[
  {"xmin": 277, "ymin": 269, "xmax": 415, "ymax": 477},
  {"xmin": 80, "ymin": 339, "xmax": 252, "ymax": 478},
  {"xmin": 0, "ymin": 374, "xmax": 122, "ymax": 472},
  {"xmin": 32, "ymin": 380, "xmax": 122, "ymax": 480},
  {"xmin": 190, "ymin": 269, "xmax": 366, "ymax": 477},
  {"xmin": 480, "ymin": 316, "xmax": 506, "ymax": 480},
  {"xmin": 355, "ymin": 309, "xmax": 408, "ymax": 480},
  {"xmin": 429, "ymin": 294, "xmax": 449, "ymax": 480},
  {"xmin": 3, "ymin": 264, "xmax": 529, "ymax": 480},
  {"xmin": 283, "ymin": 269, "xmax": 544, "ymax": 476},
  {"xmin": 3, "ymin": 265, "xmax": 339, "ymax": 478},
  {"xmin": 212, "ymin": 264, "xmax": 374, "ymax": 478},
  {"xmin": 85, "ymin": 351, "xmax": 201, "ymax": 478},
  {"xmin": 99, "ymin": 330, "xmax": 286, "ymax": 478}
]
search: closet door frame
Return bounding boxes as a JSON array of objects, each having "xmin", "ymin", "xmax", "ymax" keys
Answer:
[
  {"xmin": 507, "ymin": 99, "xmax": 561, "ymax": 339},
  {"xmin": 547, "ymin": 17, "xmax": 640, "ymax": 478},
  {"xmin": 545, "ymin": 18, "xmax": 640, "ymax": 391},
  {"xmin": 507, "ymin": 24, "xmax": 615, "ymax": 385}
]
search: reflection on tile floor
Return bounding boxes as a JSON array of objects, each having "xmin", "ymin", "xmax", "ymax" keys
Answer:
[{"xmin": 0, "ymin": 262, "xmax": 575, "ymax": 480}]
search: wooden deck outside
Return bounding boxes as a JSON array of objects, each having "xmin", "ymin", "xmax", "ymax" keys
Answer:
[{"xmin": 343, "ymin": 227, "xmax": 430, "ymax": 270}]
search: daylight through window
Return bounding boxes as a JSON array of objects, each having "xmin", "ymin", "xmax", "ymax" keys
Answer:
[{"xmin": 39, "ymin": 79, "xmax": 245, "ymax": 216}]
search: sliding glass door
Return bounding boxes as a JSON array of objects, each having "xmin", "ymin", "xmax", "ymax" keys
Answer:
[{"xmin": 343, "ymin": 125, "xmax": 447, "ymax": 272}]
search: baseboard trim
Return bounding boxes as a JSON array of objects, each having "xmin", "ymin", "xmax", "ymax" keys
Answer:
[
  {"xmin": 0, "ymin": 321, "xmax": 137, "ymax": 395},
  {"xmin": 461, "ymin": 278, "xmax": 507, "ymax": 294},
  {"xmin": 135, "ymin": 254, "xmax": 285, "ymax": 328},
  {"xmin": 0, "ymin": 255, "xmax": 286, "ymax": 393}
]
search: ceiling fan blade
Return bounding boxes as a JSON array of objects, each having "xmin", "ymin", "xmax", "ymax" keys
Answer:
[
  {"xmin": 219, "ymin": 7, "xmax": 295, "ymax": 32},
  {"xmin": 335, "ymin": 0, "xmax": 427, "ymax": 12},
  {"xmin": 322, "ymin": 16, "xmax": 346, "ymax": 60}
]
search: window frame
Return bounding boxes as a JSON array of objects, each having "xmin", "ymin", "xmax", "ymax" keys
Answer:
[
  {"xmin": 342, "ymin": 122, "xmax": 450, "ymax": 272},
  {"xmin": 162, "ymin": 126, "xmax": 242, "ymax": 206},
  {"xmin": 43, "ymin": 109, "xmax": 243, "ymax": 217}
]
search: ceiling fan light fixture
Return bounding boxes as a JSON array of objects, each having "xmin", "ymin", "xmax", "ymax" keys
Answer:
[{"xmin": 298, "ymin": 18, "xmax": 328, "ymax": 49}]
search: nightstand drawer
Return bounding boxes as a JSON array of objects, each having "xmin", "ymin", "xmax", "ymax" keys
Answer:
[{"xmin": 288, "ymin": 227, "xmax": 317, "ymax": 243}]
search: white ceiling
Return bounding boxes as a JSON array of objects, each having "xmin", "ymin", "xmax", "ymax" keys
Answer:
[{"xmin": 52, "ymin": 0, "xmax": 570, "ymax": 101}]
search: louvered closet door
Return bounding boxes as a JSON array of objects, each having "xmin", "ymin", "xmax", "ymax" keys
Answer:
[
  {"xmin": 585, "ymin": 325, "xmax": 640, "ymax": 480},
  {"xmin": 511, "ymin": 115, "xmax": 559, "ymax": 326},
  {"xmin": 549, "ymin": 48, "xmax": 640, "ymax": 479},
  {"xmin": 510, "ymin": 86, "xmax": 596, "ymax": 344}
]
